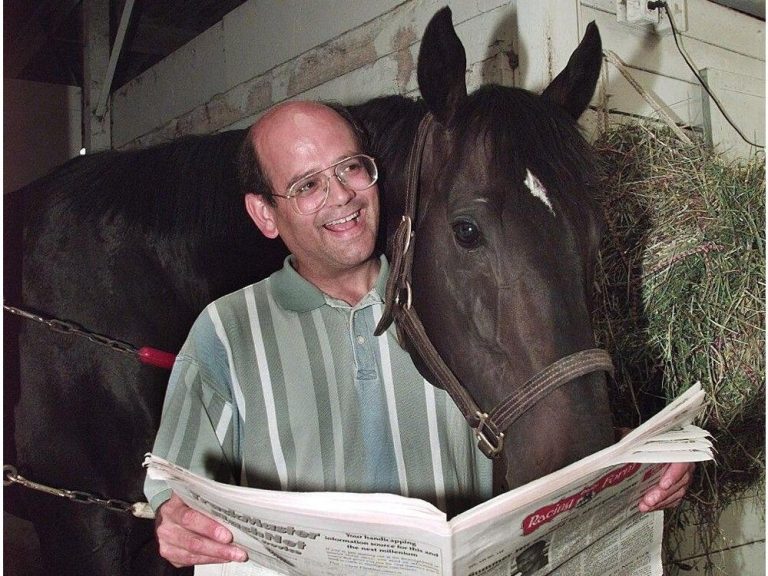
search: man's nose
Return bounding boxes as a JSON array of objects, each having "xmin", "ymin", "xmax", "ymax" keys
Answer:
[{"xmin": 326, "ymin": 174, "xmax": 355, "ymax": 205}]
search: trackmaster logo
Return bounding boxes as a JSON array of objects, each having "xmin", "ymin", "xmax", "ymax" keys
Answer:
[{"xmin": 521, "ymin": 463, "xmax": 641, "ymax": 535}]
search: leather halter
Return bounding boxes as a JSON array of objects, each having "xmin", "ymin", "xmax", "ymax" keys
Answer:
[{"xmin": 374, "ymin": 112, "xmax": 614, "ymax": 463}]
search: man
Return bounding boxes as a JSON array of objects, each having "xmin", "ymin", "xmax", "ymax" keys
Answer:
[{"xmin": 145, "ymin": 101, "xmax": 693, "ymax": 568}]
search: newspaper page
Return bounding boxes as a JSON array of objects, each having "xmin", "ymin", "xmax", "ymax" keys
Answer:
[
  {"xmin": 444, "ymin": 384, "xmax": 712, "ymax": 576},
  {"xmin": 145, "ymin": 383, "xmax": 712, "ymax": 576},
  {"xmin": 448, "ymin": 461, "xmax": 667, "ymax": 576},
  {"xmin": 147, "ymin": 458, "xmax": 453, "ymax": 576}
]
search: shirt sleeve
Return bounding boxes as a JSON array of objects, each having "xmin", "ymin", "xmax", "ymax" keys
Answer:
[{"xmin": 143, "ymin": 307, "xmax": 238, "ymax": 511}]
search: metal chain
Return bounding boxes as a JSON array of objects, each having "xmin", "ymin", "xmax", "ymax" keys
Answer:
[
  {"xmin": 4, "ymin": 465, "xmax": 155, "ymax": 519},
  {"xmin": 4, "ymin": 304, "xmax": 165, "ymax": 520},
  {"xmin": 4, "ymin": 304, "xmax": 138, "ymax": 357}
]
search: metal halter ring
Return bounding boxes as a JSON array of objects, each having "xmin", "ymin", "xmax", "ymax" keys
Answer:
[
  {"xmin": 3, "ymin": 465, "xmax": 17, "ymax": 487},
  {"xmin": 394, "ymin": 281, "xmax": 413, "ymax": 309},
  {"xmin": 474, "ymin": 411, "xmax": 505, "ymax": 458}
]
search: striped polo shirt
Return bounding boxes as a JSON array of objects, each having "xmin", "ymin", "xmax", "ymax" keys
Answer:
[{"xmin": 144, "ymin": 255, "xmax": 492, "ymax": 515}]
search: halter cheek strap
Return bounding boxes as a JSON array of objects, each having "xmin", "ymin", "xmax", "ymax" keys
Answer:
[{"xmin": 374, "ymin": 112, "xmax": 613, "ymax": 471}]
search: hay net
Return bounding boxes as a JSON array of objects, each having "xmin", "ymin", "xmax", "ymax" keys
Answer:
[{"xmin": 591, "ymin": 121, "xmax": 764, "ymax": 511}]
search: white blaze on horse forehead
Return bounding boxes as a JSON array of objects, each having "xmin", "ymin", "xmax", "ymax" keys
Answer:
[{"xmin": 524, "ymin": 169, "xmax": 555, "ymax": 216}]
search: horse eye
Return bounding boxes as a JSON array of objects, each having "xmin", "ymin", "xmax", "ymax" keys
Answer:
[{"xmin": 452, "ymin": 219, "xmax": 481, "ymax": 248}]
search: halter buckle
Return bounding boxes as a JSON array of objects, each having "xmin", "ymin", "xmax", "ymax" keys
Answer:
[{"xmin": 474, "ymin": 411, "xmax": 505, "ymax": 458}]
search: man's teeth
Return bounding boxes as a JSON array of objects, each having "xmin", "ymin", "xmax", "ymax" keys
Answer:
[{"xmin": 326, "ymin": 211, "xmax": 360, "ymax": 226}]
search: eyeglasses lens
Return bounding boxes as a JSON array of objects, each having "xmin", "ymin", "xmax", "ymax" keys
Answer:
[
  {"xmin": 292, "ymin": 155, "xmax": 377, "ymax": 215},
  {"xmin": 336, "ymin": 156, "xmax": 377, "ymax": 190}
]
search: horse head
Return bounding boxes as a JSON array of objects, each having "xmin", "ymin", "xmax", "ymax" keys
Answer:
[{"xmin": 406, "ymin": 7, "xmax": 614, "ymax": 490}]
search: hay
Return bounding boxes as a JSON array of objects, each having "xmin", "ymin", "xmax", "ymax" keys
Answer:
[{"xmin": 591, "ymin": 121, "xmax": 765, "ymax": 574}]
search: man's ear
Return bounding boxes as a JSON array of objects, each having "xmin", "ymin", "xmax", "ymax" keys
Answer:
[{"xmin": 245, "ymin": 193, "xmax": 279, "ymax": 239}]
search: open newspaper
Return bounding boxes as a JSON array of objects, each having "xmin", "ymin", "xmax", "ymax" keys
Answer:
[{"xmin": 145, "ymin": 383, "xmax": 712, "ymax": 576}]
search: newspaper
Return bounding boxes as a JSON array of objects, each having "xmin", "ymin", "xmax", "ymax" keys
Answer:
[{"xmin": 144, "ymin": 383, "xmax": 712, "ymax": 576}]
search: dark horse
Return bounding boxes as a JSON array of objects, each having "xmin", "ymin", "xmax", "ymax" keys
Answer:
[{"xmin": 5, "ymin": 8, "xmax": 613, "ymax": 575}]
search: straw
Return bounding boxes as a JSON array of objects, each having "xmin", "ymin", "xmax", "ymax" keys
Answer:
[{"xmin": 591, "ymin": 121, "xmax": 764, "ymax": 575}]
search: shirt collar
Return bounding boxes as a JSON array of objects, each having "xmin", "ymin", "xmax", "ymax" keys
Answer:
[{"xmin": 270, "ymin": 254, "xmax": 389, "ymax": 312}]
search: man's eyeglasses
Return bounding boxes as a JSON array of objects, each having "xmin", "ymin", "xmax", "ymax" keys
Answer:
[{"xmin": 271, "ymin": 154, "xmax": 378, "ymax": 215}]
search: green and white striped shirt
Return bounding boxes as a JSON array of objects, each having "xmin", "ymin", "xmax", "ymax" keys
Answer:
[{"xmin": 144, "ymin": 255, "xmax": 492, "ymax": 515}]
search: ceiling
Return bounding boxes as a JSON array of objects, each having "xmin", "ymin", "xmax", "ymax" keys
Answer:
[
  {"xmin": 4, "ymin": 1, "xmax": 764, "ymax": 90},
  {"xmin": 4, "ymin": 0, "xmax": 248, "ymax": 88}
]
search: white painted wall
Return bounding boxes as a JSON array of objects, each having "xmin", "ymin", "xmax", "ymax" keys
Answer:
[
  {"xmin": 7, "ymin": 0, "xmax": 762, "ymax": 180},
  {"xmin": 583, "ymin": 0, "xmax": 764, "ymax": 158},
  {"xmin": 112, "ymin": 0, "xmax": 597, "ymax": 147},
  {"xmin": 110, "ymin": 0, "xmax": 764, "ymax": 162},
  {"xmin": 673, "ymin": 486, "xmax": 766, "ymax": 576},
  {"xmin": 111, "ymin": 0, "xmax": 404, "ymax": 145},
  {"xmin": 4, "ymin": 78, "xmax": 82, "ymax": 192}
]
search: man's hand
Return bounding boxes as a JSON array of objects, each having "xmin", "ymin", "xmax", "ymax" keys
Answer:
[
  {"xmin": 638, "ymin": 462, "xmax": 694, "ymax": 513},
  {"xmin": 155, "ymin": 493, "xmax": 248, "ymax": 567}
]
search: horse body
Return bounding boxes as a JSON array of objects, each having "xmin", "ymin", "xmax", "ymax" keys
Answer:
[
  {"xmin": 6, "ymin": 8, "xmax": 612, "ymax": 575},
  {"xmin": 8, "ymin": 132, "xmax": 286, "ymax": 574}
]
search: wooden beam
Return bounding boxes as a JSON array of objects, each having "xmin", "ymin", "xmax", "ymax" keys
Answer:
[
  {"xmin": 82, "ymin": 0, "xmax": 111, "ymax": 151},
  {"xmin": 95, "ymin": 0, "xmax": 135, "ymax": 117}
]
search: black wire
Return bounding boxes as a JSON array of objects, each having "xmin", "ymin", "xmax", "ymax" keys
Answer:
[{"xmin": 648, "ymin": 0, "xmax": 764, "ymax": 149}]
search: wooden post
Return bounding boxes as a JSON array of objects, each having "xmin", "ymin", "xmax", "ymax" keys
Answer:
[{"xmin": 82, "ymin": 0, "xmax": 111, "ymax": 152}]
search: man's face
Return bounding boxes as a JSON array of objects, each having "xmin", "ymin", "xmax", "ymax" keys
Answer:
[{"xmin": 248, "ymin": 104, "xmax": 380, "ymax": 281}]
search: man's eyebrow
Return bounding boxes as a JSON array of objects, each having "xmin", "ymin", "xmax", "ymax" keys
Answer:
[{"xmin": 286, "ymin": 152, "xmax": 360, "ymax": 190}]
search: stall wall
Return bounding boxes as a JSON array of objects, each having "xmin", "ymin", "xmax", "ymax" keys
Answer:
[
  {"xmin": 110, "ymin": 0, "xmax": 764, "ymax": 162},
  {"xmin": 4, "ymin": 78, "xmax": 82, "ymax": 193}
]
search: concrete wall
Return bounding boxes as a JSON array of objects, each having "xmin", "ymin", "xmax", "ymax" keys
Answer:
[
  {"xmin": 7, "ymin": 0, "xmax": 762, "ymax": 184},
  {"xmin": 583, "ymin": 0, "xmax": 764, "ymax": 158},
  {"xmin": 4, "ymin": 78, "xmax": 82, "ymax": 193},
  {"xmin": 110, "ymin": 0, "xmax": 764, "ymax": 162}
]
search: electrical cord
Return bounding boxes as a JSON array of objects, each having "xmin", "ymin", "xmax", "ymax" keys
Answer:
[{"xmin": 647, "ymin": 0, "xmax": 764, "ymax": 148}]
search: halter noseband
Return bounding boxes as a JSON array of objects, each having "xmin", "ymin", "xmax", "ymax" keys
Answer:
[{"xmin": 374, "ymin": 112, "xmax": 614, "ymax": 464}]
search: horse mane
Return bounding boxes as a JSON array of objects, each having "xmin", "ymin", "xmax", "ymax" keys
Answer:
[
  {"xmin": 348, "ymin": 95, "xmax": 426, "ymax": 189},
  {"xmin": 351, "ymin": 88, "xmax": 599, "ymax": 212},
  {"xmin": 348, "ymin": 95, "xmax": 427, "ymax": 251},
  {"xmin": 16, "ymin": 87, "xmax": 596, "ymax": 243},
  {"xmin": 456, "ymin": 85, "xmax": 600, "ymax": 202},
  {"xmin": 20, "ymin": 129, "xmax": 250, "ymax": 239}
]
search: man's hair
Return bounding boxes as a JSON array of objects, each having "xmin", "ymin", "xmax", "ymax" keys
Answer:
[{"xmin": 237, "ymin": 102, "xmax": 368, "ymax": 203}]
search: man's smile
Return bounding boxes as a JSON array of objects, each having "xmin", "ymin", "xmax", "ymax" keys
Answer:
[{"xmin": 323, "ymin": 209, "xmax": 362, "ymax": 231}]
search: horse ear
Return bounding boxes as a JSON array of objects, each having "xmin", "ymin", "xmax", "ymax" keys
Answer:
[
  {"xmin": 541, "ymin": 21, "xmax": 602, "ymax": 119},
  {"xmin": 417, "ymin": 7, "xmax": 467, "ymax": 126}
]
